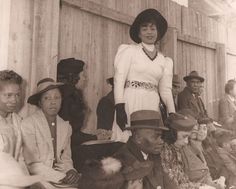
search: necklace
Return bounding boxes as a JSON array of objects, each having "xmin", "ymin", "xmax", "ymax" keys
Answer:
[{"xmin": 141, "ymin": 43, "xmax": 158, "ymax": 61}]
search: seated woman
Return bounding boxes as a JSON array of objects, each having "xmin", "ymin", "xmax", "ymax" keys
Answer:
[
  {"xmin": 21, "ymin": 78, "xmax": 80, "ymax": 188},
  {"xmin": 161, "ymin": 110, "xmax": 221, "ymax": 189},
  {"xmin": 181, "ymin": 117, "xmax": 225, "ymax": 188}
]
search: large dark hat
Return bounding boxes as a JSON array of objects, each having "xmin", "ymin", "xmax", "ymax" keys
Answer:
[
  {"xmin": 129, "ymin": 9, "xmax": 168, "ymax": 43},
  {"xmin": 166, "ymin": 110, "xmax": 197, "ymax": 131},
  {"xmin": 27, "ymin": 78, "xmax": 64, "ymax": 106},
  {"xmin": 57, "ymin": 58, "xmax": 85, "ymax": 76},
  {"xmin": 183, "ymin": 71, "xmax": 204, "ymax": 82},
  {"xmin": 127, "ymin": 110, "xmax": 168, "ymax": 130}
]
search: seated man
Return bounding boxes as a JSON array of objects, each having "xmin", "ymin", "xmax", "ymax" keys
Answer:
[
  {"xmin": 178, "ymin": 71, "xmax": 208, "ymax": 119},
  {"xmin": 96, "ymin": 77, "xmax": 115, "ymax": 130},
  {"xmin": 114, "ymin": 110, "xmax": 176, "ymax": 189},
  {"xmin": 0, "ymin": 70, "xmax": 23, "ymax": 161}
]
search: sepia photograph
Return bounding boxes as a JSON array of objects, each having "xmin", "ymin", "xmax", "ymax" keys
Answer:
[{"xmin": 0, "ymin": 0, "xmax": 236, "ymax": 188}]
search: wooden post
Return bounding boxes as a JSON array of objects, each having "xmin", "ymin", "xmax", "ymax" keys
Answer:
[
  {"xmin": 216, "ymin": 43, "xmax": 226, "ymax": 99},
  {"xmin": 160, "ymin": 27, "xmax": 178, "ymax": 73},
  {"xmin": 0, "ymin": 0, "xmax": 11, "ymax": 70}
]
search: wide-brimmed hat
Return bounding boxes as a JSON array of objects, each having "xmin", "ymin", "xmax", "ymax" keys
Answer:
[
  {"xmin": 129, "ymin": 9, "xmax": 168, "ymax": 43},
  {"xmin": 57, "ymin": 58, "xmax": 85, "ymax": 76},
  {"xmin": 183, "ymin": 71, "xmax": 204, "ymax": 82},
  {"xmin": 0, "ymin": 152, "xmax": 43, "ymax": 188},
  {"xmin": 166, "ymin": 110, "xmax": 197, "ymax": 131},
  {"xmin": 172, "ymin": 74, "xmax": 181, "ymax": 87},
  {"xmin": 27, "ymin": 78, "xmax": 64, "ymax": 106},
  {"xmin": 126, "ymin": 110, "xmax": 168, "ymax": 130}
]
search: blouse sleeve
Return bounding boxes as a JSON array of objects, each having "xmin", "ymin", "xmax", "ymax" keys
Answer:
[
  {"xmin": 159, "ymin": 57, "xmax": 175, "ymax": 113},
  {"xmin": 114, "ymin": 44, "xmax": 133, "ymax": 104}
]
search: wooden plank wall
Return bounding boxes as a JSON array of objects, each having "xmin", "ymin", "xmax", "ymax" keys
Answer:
[
  {"xmin": 59, "ymin": 0, "xmax": 229, "ymax": 131},
  {"xmin": 1, "ymin": 0, "xmax": 234, "ymax": 130}
]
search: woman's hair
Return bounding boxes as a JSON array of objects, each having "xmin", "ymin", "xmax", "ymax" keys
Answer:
[
  {"xmin": 225, "ymin": 79, "xmax": 236, "ymax": 94},
  {"xmin": 57, "ymin": 73, "xmax": 80, "ymax": 86},
  {"xmin": 0, "ymin": 70, "xmax": 22, "ymax": 90},
  {"xmin": 162, "ymin": 128, "xmax": 177, "ymax": 144}
]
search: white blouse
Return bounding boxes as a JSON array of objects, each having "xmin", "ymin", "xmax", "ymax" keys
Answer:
[{"xmin": 114, "ymin": 43, "xmax": 175, "ymax": 113}]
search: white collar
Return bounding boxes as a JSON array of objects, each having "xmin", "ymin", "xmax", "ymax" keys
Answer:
[
  {"xmin": 141, "ymin": 42, "xmax": 155, "ymax": 51},
  {"xmin": 141, "ymin": 151, "xmax": 148, "ymax": 160},
  {"xmin": 228, "ymin": 94, "xmax": 236, "ymax": 102}
]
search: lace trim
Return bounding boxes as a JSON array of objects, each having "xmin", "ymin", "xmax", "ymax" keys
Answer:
[{"xmin": 125, "ymin": 80, "xmax": 158, "ymax": 92}]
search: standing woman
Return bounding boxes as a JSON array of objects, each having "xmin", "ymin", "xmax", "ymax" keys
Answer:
[{"xmin": 114, "ymin": 9, "xmax": 175, "ymax": 136}]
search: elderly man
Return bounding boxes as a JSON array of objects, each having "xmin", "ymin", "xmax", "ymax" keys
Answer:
[
  {"xmin": 114, "ymin": 110, "xmax": 176, "ymax": 189},
  {"xmin": 178, "ymin": 71, "xmax": 208, "ymax": 119}
]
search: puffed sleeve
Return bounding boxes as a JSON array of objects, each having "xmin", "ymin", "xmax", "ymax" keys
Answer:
[
  {"xmin": 159, "ymin": 57, "xmax": 175, "ymax": 113},
  {"xmin": 114, "ymin": 44, "xmax": 133, "ymax": 104}
]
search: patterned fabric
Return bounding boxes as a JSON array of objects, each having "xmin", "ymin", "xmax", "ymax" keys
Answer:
[
  {"xmin": 125, "ymin": 80, "xmax": 158, "ymax": 93},
  {"xmin": 161, "ymin": 143, "xmax": 201, "ymax": 189}
]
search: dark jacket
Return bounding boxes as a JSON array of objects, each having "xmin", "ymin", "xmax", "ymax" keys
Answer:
[
  {"xmin": 178, "ymin": 87, "xmax": 208, "ymax": 118},
  {"xmin": 59, "ymin": 84, "xmax": 96, "ymax": 145},
  {"xmin": 114, "ymin": 139, "xmax": 176, "ymax": 189},
  {"xmin": 96, "ymin": 90, "xmax": 115, "ymax": 130}
]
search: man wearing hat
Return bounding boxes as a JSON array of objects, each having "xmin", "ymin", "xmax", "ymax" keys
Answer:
[
  {"xmin": 113, "ymin": 110, "xmax": 176, "ymax": 189},
  {"xmin": 178, "ymin": 71, "xmax": 208, "ymax": 119},
  {"xmin": 96, "ymin": 77, "xmax": 115, "ymax": 130},
  {"xmin": 159, "ymin": 74, "xmax": 181, "ymax": 122}
]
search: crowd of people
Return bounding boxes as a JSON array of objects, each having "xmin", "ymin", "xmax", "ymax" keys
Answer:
[{"xmin": 1, "ymin": 8, "xmax": 236, "ymax": 189}]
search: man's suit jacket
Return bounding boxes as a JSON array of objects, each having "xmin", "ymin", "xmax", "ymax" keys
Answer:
[
  {"xmin": 114, "ymin": 139, "xmax": 176, "ymax": 189},
  {"xmin": 21, "ymin": 110, "xmax": 74, "ymax": 182},
  {"xmin": 178, "ymin": 87, "xmax": 208, "ymax": 118},
  {"xmin": 219, "ymin": 94, "xmax": 236, "ymax": 131}
]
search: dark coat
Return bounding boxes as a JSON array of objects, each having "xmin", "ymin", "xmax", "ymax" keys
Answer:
[
  {"xmin": 114, "ymin": 139, "xmax": 176, "ymax": 189},
  {"xmin": 96, "ymin": 90, "xmax": 115, "ymax": 130},
  {"xmin": 58, "ymin": 84, "xmax": 96, "ymax": 145},
  {"xmin": 178, "ymin": 87, "xmax": 208, "ymax": 118}
]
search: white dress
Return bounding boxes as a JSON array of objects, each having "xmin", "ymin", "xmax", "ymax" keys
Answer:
[{"xmin": 112, "ymin": 43, "xmax": 175, "ymax": 142}]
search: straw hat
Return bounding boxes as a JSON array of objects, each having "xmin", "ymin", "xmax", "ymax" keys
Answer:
[
  {"xmin": 129, "ymin": 9, "xmax": 168, "ymax": 43},
  {"xmin": 27, "ymin": 78, "xmax": 64, "ymax": 106},
  {"xmin": 0, "ymin": 152, "xmax": 42, "ymax": 188}
]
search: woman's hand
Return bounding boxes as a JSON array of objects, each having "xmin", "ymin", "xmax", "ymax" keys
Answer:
[
  {"xmin": 60, "ymin": 169, "xmax": 81, "ymax": 185},
  {"xmin": 115, "ymin": 103, "xmax": 127, "ymax": 130}
]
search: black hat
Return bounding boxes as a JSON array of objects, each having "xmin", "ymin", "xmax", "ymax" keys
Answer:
[
  {"xmin": 129, "ymin": 9, "xmax": 168, "ymax": 43},
  {"xmin": 183, "ymin": 71, "xmax": 204, "ymax": 82},
  {"xmin": 106, "ymin": 77, "xmax": 114, "ymax": 86},
  {"xmin": 57, "ymin": 58, "xmax": 85, "ymax": 76},
  {"xmin": 126, "ymin": 110, "xmax": 168, "ymax": 130},
  {"xmin": 27, "ymin": 78, "xmax": 64, "ymax": 106}
]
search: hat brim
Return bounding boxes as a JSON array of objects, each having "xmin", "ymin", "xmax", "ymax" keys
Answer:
[
  {"xmin": 183, "ymin": 75, "xmax": 204, "ymax": 82},
  {"xmin": 129, "ymin": 9, "xmax": 168, "ymax": 43},
  {"xmin": 125, "ymin": 125, "xmax": 169, "ymax": 130},
  {"xmin": 27, "ymin": 84, "xmax": 64, "ymax": 106}
]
